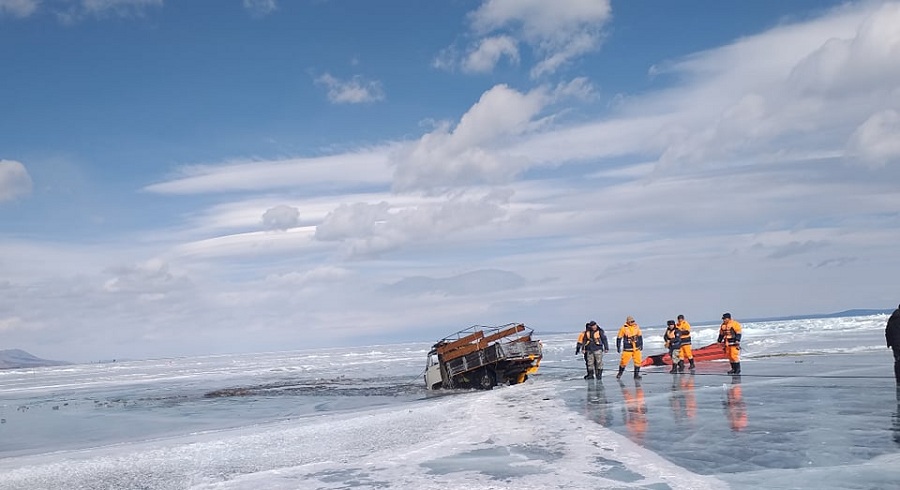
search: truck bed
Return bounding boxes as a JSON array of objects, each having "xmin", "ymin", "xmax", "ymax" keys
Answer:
[{"xmin": 444, "ymin": 339, "xmax": 542, "ymax": 378}]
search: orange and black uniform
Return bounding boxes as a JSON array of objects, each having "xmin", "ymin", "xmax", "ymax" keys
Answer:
[
  {"xmin": 576, "ymin": 324, "xmax": 609, "ymax": 379},
  {"xmin": 616, "ymin": 317, "xmax": 643, "ymax": 379},
  {"xmin": 676, "ymin": 315, "xmax": 695, "ymax": 370},
  {"xmin": 717, "ymin": 313, "xmax": 743, "ymax": 374},
  {"xmin": 663, "ymin": 322, "xmax": 682, "ymax": 373}
]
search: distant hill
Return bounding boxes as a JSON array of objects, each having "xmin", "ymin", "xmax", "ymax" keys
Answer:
[{"xmin": 0, "ymin": 349, "xmax": 70, "ymax": 370}]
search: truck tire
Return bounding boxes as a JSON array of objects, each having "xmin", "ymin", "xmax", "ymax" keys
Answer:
[{"xmin": 476, "ymin": 368, "xmax": 496, "ymax": 390}]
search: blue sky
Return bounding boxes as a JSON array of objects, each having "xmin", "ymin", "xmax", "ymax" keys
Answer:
[{"xmin": 2, "ymin": 0, "xmax": 899, "ymax": 362}]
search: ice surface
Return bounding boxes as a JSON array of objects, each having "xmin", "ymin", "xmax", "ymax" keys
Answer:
[{"xmin": 0, "ymin": 315, "xmax": 898, "ymax": 489}]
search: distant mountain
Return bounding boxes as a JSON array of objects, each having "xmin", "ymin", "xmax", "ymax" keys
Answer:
[{"xmin": 0, "ymin": 349, "xmax": 70, "ymax": 370}]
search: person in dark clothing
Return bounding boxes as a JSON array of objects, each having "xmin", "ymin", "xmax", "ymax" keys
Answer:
[
  {"xmin": 576, "ymin": 321, "xmax": 609, "ymax": 379},
  {"xmin": 663, "ymin": 320, "xmax": 682, "ymax": 374},
  {"xmin": 886, "ymin": 304, "xmax": 900, "ymax": 382}
]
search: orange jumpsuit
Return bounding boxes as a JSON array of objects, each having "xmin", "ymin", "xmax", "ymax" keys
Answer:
[
  {"xmin": 616, "ymin": 320, "xmax": 644, "ymax": 378},
  {"xmin": 718, "ymin": 317, "xmax": 743, "ymax": 374},
  {"xmin": 676, "ymin": 318, "xmax": 694, "ymax": 365}
]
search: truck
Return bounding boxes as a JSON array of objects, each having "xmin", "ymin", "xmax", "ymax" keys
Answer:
[{"xmin": 424, "ymin": 322, "xmax": 543, "ymax": 390}]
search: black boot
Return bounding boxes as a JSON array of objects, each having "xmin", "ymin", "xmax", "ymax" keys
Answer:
[
  {"xmin": 689, "ymin": 358, "xmax": 695, "ymax": 370},
  {"xmin": 733, "ymin": 362, "xmax": 741, "ymax": 375},
  {"xmin": 669, "ymin": 363, "xmax": 678, "ymax": 374},
  {"xmin": 634, "ymin": 367, "xmax": 642, "ymax": 379},
  {"xmin": 727, "ymin": 362, "xmax": 736, "ymax": 374},
  {"xmin": 677, "ymin": 360, "xmax": 685, "ymax": 373},
  {"xmin": 616, "ymin": 366, "xmax": 625, "ymax": 379},
  {"xmin": 584, "ymin": 370, "xmax": 594, "ymax": 379},
  {"xmin": 597, "ymin": 369, "xmax": 603, "ymax": 378}
]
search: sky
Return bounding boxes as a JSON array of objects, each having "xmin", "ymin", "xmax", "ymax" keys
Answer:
[{"xmin": 2, "ymin": 0, "xmax": 899, "ymax": 362}]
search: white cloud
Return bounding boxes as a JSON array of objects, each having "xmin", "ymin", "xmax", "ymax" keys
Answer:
[
  {"xmin": 56, "ymin": 0, "xmax": 162, "ymax": 22},
  {"xmin": 243, "ymin": 0, "xmax": 276, "ymax": 17},
  {"xmin": 9, "ymin": 2, "xmax": 900, "ymax": 362},
  {"xmin": 385, "ymin": 269, "xmax": 525, "ymax": 296},
  {"xmin": 0, "ymin": 159, "xmax": 33, "ymax": 202},
  {"xmin": 0, "ymin": 0, "xmax": 38, "ymax": 18},
  {"xmin": 462, "ymin": 35, "xmax": 519, "ymax": 73},
  {"xmin": 144, "ymin": 149, "xmax": 393, "ymax": 195},
  {"xmin": 314, "ymin": 189, "xmax": 513, "ymax": 257},
  {"xmin": 103, "ymin": 259, "xmax": 192, "ymax": 295},
  {"xmin": 846, "ymin": 109, "xmax": 900, "ymax": 167},
  {"xmin": 447, "ymin": 0, "xmax": 611, "ymax": 77},
  {"xmin": 261, "ymin": 205, "xmax": 300, "ymax": 230},
  {"xmin": 391, "ymin": 84, "xmax": 550, "ymax": 191},
  {"xmin": 314, "ymin": 73, "xmax": 386, "ymax": 104},
  {"xmin": 265, "ymin": 266, "xmax": 351, "ymax": 287}
]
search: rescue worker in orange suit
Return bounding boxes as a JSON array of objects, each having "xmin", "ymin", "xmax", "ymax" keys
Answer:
[
  {"xmin": 885, "ymin": 304, "xmax": 900, "ymax": 382},
  {"xmin": 724, "ymin": 377, "xmax": 748, "ymax": 431},
  {"xmin": 676, "ymin": 314, "xmax": 695, "ymax": 372},
  {"xmin": 663, "ymin": 320, "xmax": 682, "ymax": 374},
  {"xmin": 717, "ymin": 312, "xmax": 743, "ymax": 375},
  {"xmin": 576, "ymin": 321, "xmax": 609, "ymax": 379},
  {"xmin": 616, "ymin": 316, "xmax": 644, "ymax": 379},
  {"xmin": 619, "ymin": 380, "xmax": 647, "ymax": 443}
]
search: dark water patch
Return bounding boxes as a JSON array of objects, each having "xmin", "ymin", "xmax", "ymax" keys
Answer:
[
  {"xmin": 307, "ymin": 468, "xmax": 391, "ymax": 488},
  {"xmin": 202, "ymin": 376, "xmax": 424, "ymax": 399}
]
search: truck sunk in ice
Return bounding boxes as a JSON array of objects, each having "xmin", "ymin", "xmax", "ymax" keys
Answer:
[{"xmin": 424, "ymin": 323, "xmax": 542, "ymax": 390}]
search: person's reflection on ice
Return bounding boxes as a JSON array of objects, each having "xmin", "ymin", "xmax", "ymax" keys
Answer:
[
  {"xmin": 619, "ymin": 379, "xmax": 647, "ymax": 443},
  {"xmin": 723, "ymin": 376, "xmax": 748, "ymax": 432}
]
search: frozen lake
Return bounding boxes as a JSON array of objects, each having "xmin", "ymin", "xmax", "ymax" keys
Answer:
[{"xmin": 1, "ymin": 314, "xmax": 898, "ymax": 489}]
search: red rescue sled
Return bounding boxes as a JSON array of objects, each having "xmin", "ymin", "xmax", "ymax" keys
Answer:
[{"xmin": 641, "ymin": 342, "xmax": 726, "ymax": 367}]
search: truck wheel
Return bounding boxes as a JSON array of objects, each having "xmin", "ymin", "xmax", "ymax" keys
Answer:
[{"xmin": 476, "ymin": 368, "xmax": 496, "ymax": 390}]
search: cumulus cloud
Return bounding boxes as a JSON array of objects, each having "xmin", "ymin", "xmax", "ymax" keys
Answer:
[
  {"xmin": 0, "ymin": 159, "xmax": 33, "ymax": 202},
  {"xmin": 443, "ymin": 0, "xmax": 612, "ymax": 77},
  {"xmin": 314, "ymin": 190, "xmax": 513, "ymax": 257},
  {"xmin": 462, "ymin": 35, "xmax": 520, "ymax": 73},
  {"xmin": 314, "ymin": 73, "xmax": 385, "ymax": 104},
  {"xmin": 243, "ymin": 0, "xmax": 276, "ymax": 17},
  {"xmin": 261, "ymin": 205, "xmax": 300, "ymax": 230},
  {"xmin": 103, "ymin": 259, "xmax": 191, "ymax": 296},
  {"xmin": 846, "ymin": 109, "xmax": 900, "ymax": 167},
  {"xmin": 392, "ymin": 84, "xmax": 549, "ymax": 191},
  {"xmin": 0, "ymin": 0, "xmax": 38, "ymax": 18}
]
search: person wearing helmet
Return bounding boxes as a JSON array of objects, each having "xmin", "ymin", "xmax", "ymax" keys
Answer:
[
  {"xmin": 576, "ymin": 321, "xmax": 609, "ymax": 379},
  {"xmin": 616, "ymin": 316, "xmax": 644, "ymax": 379}
]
